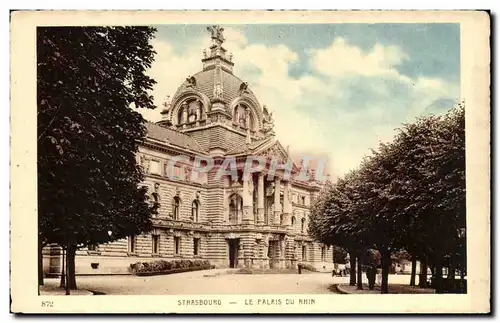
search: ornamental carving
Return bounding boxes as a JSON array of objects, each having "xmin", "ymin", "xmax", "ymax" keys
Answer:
[
  {"xmin": 247, "ymin": 176, "xmax": 254, "ymax": 196},
  {"xmin": 140, "ymin": 155, "xmax": 150, "ymax": 172},
  {"xmin": 186, "ymin": 75, "xmax": 197, "ymax": 88},
  {"xmin": 262, "ymin": 105, "xmax": 275, "ymax": 135},
  {"xmin": 214, "ymin": 81, "xmax": 223, "ymax": 99},
  {"xmin": 239, "ymin": 82, "xmax": 249, "ymax": 95},
  {"xmin": 260, "ymin": 144, "xmax": 286, "ymax": 160}
]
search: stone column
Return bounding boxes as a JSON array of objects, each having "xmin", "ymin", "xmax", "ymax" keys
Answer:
[
  {"xmin": 279, "ymin": 238, "xmax": 286, "ymax": 269},
  {"xmin": 283, "ymin": 180, "xmax": 291, "ymax": 226},
  {"xmin": 242, "ymin": 174, "xmax": 254, "ymax": 224},
  {"xmin": 273, "ymin": 177, "xmax": 281, "ymax": 225},
  {"xmin": 222, "ymin": 184, "xmax": 228, "ymax": 223},
  {"xmin": 182, "ymin": 109, "xmax": 188, "ymax": 129},
  {"xmin": 257, "ymin": 173, "xmax": 265, "ymax": 225}
]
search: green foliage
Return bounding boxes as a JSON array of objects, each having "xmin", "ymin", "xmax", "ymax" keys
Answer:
[
  {"xmin": 309, "ymin": 103, "xmax": 466, "ymax": 292},
  {"xmin": 129, "ymin": 260, "xmax": 212, "ymax": 274},
  {"xmin": 38, "ymin": 26, "xmax": 158, "ymax": 249},
  {"xmin": 298, "ymin": 263, "xmax": 318, "ymax": 272},
  {"xmin": 332, "ymin": 245, "xmax": 348, "ymax": 264}
]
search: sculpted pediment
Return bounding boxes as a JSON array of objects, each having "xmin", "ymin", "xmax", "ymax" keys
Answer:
[{"xmin": 256, "ymin": 141, "xmax": 288, "ymax": 161}]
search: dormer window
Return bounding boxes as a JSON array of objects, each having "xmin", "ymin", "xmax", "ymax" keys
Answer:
[
  {"xmin": 233, "ymin": 104, "xmax": 254, "ymax": 130},
  {"xmin": 178, "ymin": 99, "xmax": 203, "ymax": 125},
  {"xmin": 239, "ymin": 115, "xmax": 246, "ymax": 128}
]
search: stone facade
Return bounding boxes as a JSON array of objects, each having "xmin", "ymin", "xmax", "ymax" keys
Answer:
[{"xmin": 43, "ymin": 26, "xmax": 332, "ymax": 276}]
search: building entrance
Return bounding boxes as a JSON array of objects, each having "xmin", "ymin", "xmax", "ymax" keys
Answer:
[
  {"xmin": 228, "ymin": 239, "xmax": 240, "ymax": 268},
  {"xmin": 268, "ymin": 240, "xmax": 280, "ymax": 269}
]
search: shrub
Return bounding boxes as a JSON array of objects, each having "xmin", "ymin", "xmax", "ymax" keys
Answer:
[
  {"xmin": 298, "ymin": 263, "xmax": 317, "ymax": 272},
  {"xmin": 130, "ymin": 259, "xmax": 212, "ymax": 274}
]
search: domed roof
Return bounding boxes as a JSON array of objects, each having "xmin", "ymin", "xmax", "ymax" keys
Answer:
[
  {"xmin": 171, "ymin": 67, "xmax": 260, "ymax": 109},
  {"xmin": 159, "ymin": 26, "xmax": 276, "ymax": 138}
]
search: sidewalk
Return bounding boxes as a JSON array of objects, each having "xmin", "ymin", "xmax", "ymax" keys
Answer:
[
  {"xmin": 336, "ymin": 283, "xmax": 435, "ymax": 294},
  {"xmin": 39, "ymin": 283, "xmax": 94, "ymax": 296},
  {"xmin": 40, "ymin": 268, "xmax": 238, "ymax": 295}
]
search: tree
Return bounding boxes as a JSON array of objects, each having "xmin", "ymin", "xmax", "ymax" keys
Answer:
[
  {"xmin": 309, "ymin": 171, "xmax": 371, "ymax": 287},
  {"xmin": 309, "ymin": 103, "xmax": 465, "ymax": 294},
  {"xmin": 390, "ymin": 105, "xmax": 465, "ymax": 293},
  {"xmin": 331, "ymin": 245, "xmax": 348, "ymax": 264},
  {"xmin": 37, "ymin": 27, "xmax": 158, "ymax": 292}
]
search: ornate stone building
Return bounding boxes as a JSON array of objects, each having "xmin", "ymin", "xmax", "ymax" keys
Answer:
[{"xmin": 43, "ymin": 26, "xmax": 332, "ymax": 276}]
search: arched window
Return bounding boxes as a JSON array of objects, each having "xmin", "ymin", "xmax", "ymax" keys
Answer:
[
  {"xmin": 187, "ymin": 100, "xmax": 201, "ymax": 123},
  {"xmin": 188, "ymin": 112, "xmax": 197, "ymax": 123},
  {"xmin": 177, "ymin": 104, "xmax": 186, "ymax": 125},
  {"xmin": 191, "ymin": 200, "xmax": 199, "ymax": 222},
  {"xmin": 301, "ymin": 218, "xmax": 306, "ymax": 233},
  {"xmin": 178, "ymin": 99, "xmax": 204, "ymax": 125},
  {"xmin": 291, "ymin": 216, "xmax": 296, "ymax": 226},
  {"xmin": 172, "ymin": 196, "xmax": 180, "ymax": 220},
  {"xmin": 229, "ymin": 194, "xmax": 242, "ymax": 224},
  {"xmin": 233, "ymin": 104, "xmax": 255, "ymax": 130},
  {"xmin": 280, "ymin": 214, "xmax": 284, "ymax": 225}
]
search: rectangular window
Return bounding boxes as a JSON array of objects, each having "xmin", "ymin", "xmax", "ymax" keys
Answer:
[
  {"xmin": 193, "ymin": 238, "xmax": 200, "ymax": 256},
  {"xmin": 174, "ymin": 237, "xmax": 181, "ymax": 255},
  {"xmin": 128, "ymin": 236, "xmax": 136, "ymax": 253},
  {"xmin": 152, "ymin": 235, "xmax": 160, "ymax": 254},
  {"xmin": 321, "ymin": 246, "xmax": 326, "ymax": 262},
  {"xmin": 150, "ymin": 160, "xmax": 160, "ymax": 175},
  {"xmin": 302, "ymin": 245, "xmax": 307, "ymax": 261}
]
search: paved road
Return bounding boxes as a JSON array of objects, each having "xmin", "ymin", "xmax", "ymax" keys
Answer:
[
  {"xmin": 43, "ymin": 269, "xmax": 347, "ymax": 295},
  {"xmin": 43, "ymin": 270, "xmax": 417, "ymax": 295}
]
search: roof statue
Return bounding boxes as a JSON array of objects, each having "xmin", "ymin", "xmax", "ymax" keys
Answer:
[
  {"xmin": 186, "ymin": 75, "xmax": 197, "ymax": 88},
  {"xmin": 160, "ymin": 95, "xmax": 171, "ymax": 116},
  {"xmin": 262, "ymin": 105, "xmax": 275, "ymax": 136},
  {"xmin": 239, "ymin": 82, "xmax": 250, "ymax": 95},
  {"xmin": 207, "ymin": 25, "xmax": 225, "ymax": 45}
]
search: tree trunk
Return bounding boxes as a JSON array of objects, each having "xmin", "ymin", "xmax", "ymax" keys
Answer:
[
  {"xmin": 38, "ymin": 241, "xmax": 44, "ymax": 286},
  {"xmin": 448, "ymin": 262, "xmax": 456, "ymax": 280},
  {"xmin": 418, "ymin": 258, "xmax": 428, "ymax": 288},
  {"xmin": 380, "ymin": 247, "xmax": 390, "ymax": 294},
  {"xmin": 409, "ymin": 257, "xmax": 417, "ymax": 287},
  {"xmin": 349, "ymin": 251, "xmax": 356, "ymax": 286},
  {"xmin": 434, "ymin": 264, "xmax": 444, "ymax": 294},
  {"xmin": 67, "ymin": 244, "xmax": 77, "ymax": 290},
  {"xmin": 65, "ymin": 246, "xmax": 70, "ymax": 295},
  {"xmin": 356, "ymin": 256, "xmax": 363, "ymax": 290},
  {"xmin": 60, "ymin": 248, "xmax": 66, "ymax": 288}
]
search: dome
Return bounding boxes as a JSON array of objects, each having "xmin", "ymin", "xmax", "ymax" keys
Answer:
[
  {"xmin": 171, "ymin": 67, "xmax": 260, "ymax": 110},
  {"xmin": 158, "ymin": 25, "xmax": 275, "ymax": 138}
]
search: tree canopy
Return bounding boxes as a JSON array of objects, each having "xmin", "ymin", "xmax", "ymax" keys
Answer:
[
  {"xmin": 309, "ymin": 104, "xmax": 466, "ymax": 293},
  {"xmin": 38, "ymin": 26, "xmax": 159, "ymax": 289}
]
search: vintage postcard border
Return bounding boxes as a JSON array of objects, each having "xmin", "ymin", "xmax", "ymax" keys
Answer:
[{"xmin": 10, "ymin": 10, "xmax": 490, "ymax": 313}]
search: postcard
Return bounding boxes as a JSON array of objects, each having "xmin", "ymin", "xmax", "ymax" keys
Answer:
[{"xmin": 10, "ymin": 10, "xmax": 490, "ymax": 314}]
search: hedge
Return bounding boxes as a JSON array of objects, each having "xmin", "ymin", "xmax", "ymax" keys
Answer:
[
  {"xmin": 298, "ymin": 263, "xmax": 318, "ymax": 272},
  {"xmin": 129, "ymin": 259, "xmax": 214, "ymax": 276}
]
